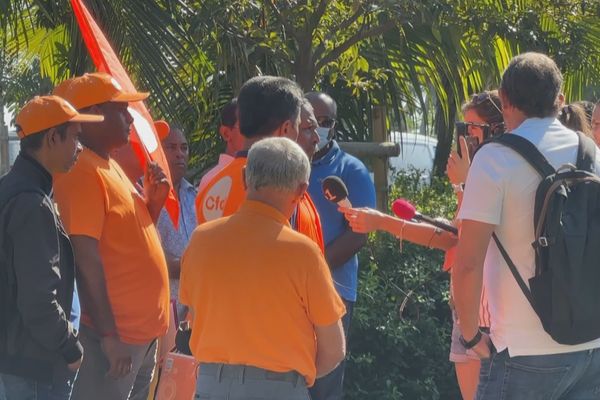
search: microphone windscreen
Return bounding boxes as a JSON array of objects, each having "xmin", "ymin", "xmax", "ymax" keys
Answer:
[
  {"xmin": 322, "ymin": 176, "xmax": 349, "ymax": 203},
  {"xmin": 392, "ymin": 198, "xmax": 416, "ymax": 220}
]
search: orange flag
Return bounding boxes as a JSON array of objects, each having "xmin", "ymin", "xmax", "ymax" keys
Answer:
[{"xmin": 70, "ymin": 0, "xmax": 179, "ymax": 227}]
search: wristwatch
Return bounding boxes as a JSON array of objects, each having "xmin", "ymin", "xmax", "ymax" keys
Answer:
[{"xmin": 459, "ymin": 330, "xmax": 482, "ymax": 349}]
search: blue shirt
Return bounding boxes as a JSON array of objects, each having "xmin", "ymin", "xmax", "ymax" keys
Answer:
[
  {"xmin": 308, "ymin": 141, "xmax": 376, "ymax": 301},
  {"xmin": 157, "ymin": 178, "xmax": 198, "ymax": 258},
  {"xmin": 71, "ymin": 283, "xmax": 80, "ymax": 331},
  {"xmin": 157, "ymin": 178, "xmax": 198, "ymax": 300}
]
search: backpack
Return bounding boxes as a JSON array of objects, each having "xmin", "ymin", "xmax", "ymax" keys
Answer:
[{"xmin": 489, "ymin": 131, "xmax": 600, "ymax": 345}]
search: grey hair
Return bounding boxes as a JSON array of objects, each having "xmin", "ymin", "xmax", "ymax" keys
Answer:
[{"xmin": 246, "ymin": 137, "xmax": 310, "ymax": 192}]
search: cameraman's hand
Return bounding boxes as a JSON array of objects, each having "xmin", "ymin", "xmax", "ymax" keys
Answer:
[
  {"xmin": 446, "ymin": 136, "xmax": 471, "ymax": 185},
  {"xmin": 101, "ymin": 335, "xmax": 133, "ymax": 379}
]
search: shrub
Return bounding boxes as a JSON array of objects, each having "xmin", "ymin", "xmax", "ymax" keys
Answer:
[{"xmin": 345, "ymin": 170, "xmax": 461, "ymax": 399}]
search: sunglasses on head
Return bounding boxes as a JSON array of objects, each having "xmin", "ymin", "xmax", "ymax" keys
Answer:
[{"xmin": 471, "ymin": 92, "xmax": 502, "ymax": 115}]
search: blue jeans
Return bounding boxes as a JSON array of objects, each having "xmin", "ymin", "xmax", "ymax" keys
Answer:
[
  {"xmin": 477, "ymin": 346, "xmax": 600, "ymax": 399},
  {"xmin": 0, "ymin": 367, "xmax": 76, "ymax": 400}
]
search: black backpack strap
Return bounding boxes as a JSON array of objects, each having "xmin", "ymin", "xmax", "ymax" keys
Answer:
[
  {"xmin": 575, "ymin": 131, "xmax": 596, "ymax": 172},
  {"xmin": 491, "ymin": 134, "xmax": 555, "ymax": 177},
  {"xmin": 487, "ymin": 135, "xmax": 552, "ymax": 315},
  {"xmin": 492, "ymin": 233, "xmax": 537, "ymax": 311}
]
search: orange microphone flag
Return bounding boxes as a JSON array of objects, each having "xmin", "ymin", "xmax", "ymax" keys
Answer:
[{"xmin": 70, "ymin": 0, "xmax": 179, "ymax": 228}]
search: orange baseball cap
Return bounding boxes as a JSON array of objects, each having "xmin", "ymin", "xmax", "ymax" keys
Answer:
[
  {"xmin": 15, "ymin": 95, "xmax": 104, "ymax": 139},
  {"xmin": 53, "ymin": 72, "xmax": 149, "ymax": 110},
  {"xmin": 154, "ymin": 120, "xmax": 170, "ymax": 140}
]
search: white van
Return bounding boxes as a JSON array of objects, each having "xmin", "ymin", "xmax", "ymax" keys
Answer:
[{"xmin": 388, "ymin": 131, "xmax": 437, "ymax": 184}]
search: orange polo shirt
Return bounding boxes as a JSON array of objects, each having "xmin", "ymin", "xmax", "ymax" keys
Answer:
[
  {"xmin": 195, "ymin": 155, "xmax": 324, "ymax": 252},
  {"xmin": 180, "ymin": 200, "xmax": 345, "ymax": 386},
  {"xmin": 54, "ymin": 148, "xmax": 170, "ymax": 344}
]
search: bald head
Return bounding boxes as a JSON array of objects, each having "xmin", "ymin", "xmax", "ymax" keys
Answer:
[
  {"xmin": 162, "ymin": 125, "xmax": 189, "ymax": 186},
  {"xmin": 305, "ymin": 92, "xmax": 337, "ymax": 122}
]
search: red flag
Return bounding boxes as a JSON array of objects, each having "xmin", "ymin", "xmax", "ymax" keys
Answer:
[{"xmin": 70, "ymin": 0, "xmax": 179, "ymax": 227}]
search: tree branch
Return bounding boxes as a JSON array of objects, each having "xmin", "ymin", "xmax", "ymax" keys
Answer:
[
  {"xmin": 313, "ymin": 5, "xmax": 365, "ymax": 63},
  {"xmin": 223, "ymin": 26, "xmax": 293, "ymax": 68},
  {"xmin": 309, "ymin": 0, "xmax": 330, "ymax": 33},
  {"xmin": 315, "ymin": 18, "xmax": 396, "ymax": 71},
  {"xmin": 265, "ymin": 0, "xmax": 298, "ymax": 41}
]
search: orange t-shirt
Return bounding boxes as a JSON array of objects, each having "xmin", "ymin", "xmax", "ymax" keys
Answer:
[
  {"xmin": 195, "ymin": 155, "xmax": 324, "ymax": 252},
  {"xmin": 180, "ymin": 200, "xmax": 345, "ymax": 386},
  {"xmin": 54, "ymin": 148, "xmax": 170, "ymax": 343},
  {"xmin": 195, "ymin": 156, "xmax": 247, "ymax": 224}
]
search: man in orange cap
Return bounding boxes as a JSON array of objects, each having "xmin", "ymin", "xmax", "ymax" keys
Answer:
[
  {"xmin": 52, "ymin": 72, "xmax": 171, "ymax": 400},
  {"xmin": 0, "ymin": 96, "xmax": 103, "ymax": 399}
]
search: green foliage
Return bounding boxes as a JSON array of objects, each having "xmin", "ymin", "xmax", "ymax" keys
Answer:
[
  {"xmin": 2, "ymin": 0, "xmax": 600, "ymax": 176},
  {"xmin": 346, "ymin": 171, "xmax": 460, "ymax": 399}
]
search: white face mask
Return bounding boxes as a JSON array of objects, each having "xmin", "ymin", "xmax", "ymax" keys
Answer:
[{"xmin": 316, "ymin": 127, "xmax": 332, "ymax": 150}]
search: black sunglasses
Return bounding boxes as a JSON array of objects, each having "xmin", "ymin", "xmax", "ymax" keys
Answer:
[
  {"xmin": 455, "ymin": 121, "xmax": 490, "ymax": 136},
  {"xmin": 317, "ymin": 117, "xmax": 336, "ymax": 129}
]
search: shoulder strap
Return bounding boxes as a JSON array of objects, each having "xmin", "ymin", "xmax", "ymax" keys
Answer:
[
  {"xmin": 575, "ymin": 131, "xmax": 596, "ymax": 172},
  {"xmin": 492, "ymin": 233, "xmax": 537, "ymax": 311},
  {"xmin": 491, "ymin": 134, "xmax": 555, "ymax": 177}
]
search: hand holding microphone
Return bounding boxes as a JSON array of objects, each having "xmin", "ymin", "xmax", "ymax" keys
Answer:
[
  {"xmin": 323, "ymin": 175, "xmax": 458, "ymax": 238},
  {"xmin": 392, "ymin": 199, "xmax": 458, "ymax": 235},
  {"xmin": 321, "ymin": 176, "xmax": 352, "ymax": 208},
  {"xmin": 321, "ymin": 176, "xmax": 386, "ymax": 233},
  {"xmin": 321, "ymin": 176, "xmax": 379, "ymax": 233}
]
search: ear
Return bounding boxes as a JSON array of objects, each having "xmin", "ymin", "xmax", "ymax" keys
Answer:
[
  {"xmin": 273, "ymin": 121, "xmax": 288, "ymax": 138},
  {"xmin": 219, "ymin": 126, "xmax": 230, "ymax": 142},
  {"xmin": 279, "ymin": 119, "xmax": 298, "ymax": 140},
  {"xmin": 242, "ymin": 166, "xmax": 248, "ymax": 191},
  {"xmin": 293, "ymin": 182, "xmax": 308, "ymax": 202},
  {"xmin": 45, "ymin": 127, "xmax": 58, "ymax": 148},
  {"xmin": 498, "ymin": 88, "xmax": 510, "ymax": 111},
  {"xmin": 557, "ymin": 93, "xmax": 565, "ymax": 109}
]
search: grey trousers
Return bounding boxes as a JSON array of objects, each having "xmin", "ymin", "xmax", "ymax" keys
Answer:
[
  {"xmin": 71, "ymin": 325, "xmax": 157, "ymax": 400},
  {"xmin": 195, "ymin": 363, "xmax": 310, "ymax": 400}
]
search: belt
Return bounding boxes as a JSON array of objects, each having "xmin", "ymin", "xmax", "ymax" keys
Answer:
[{"xmin": 198, "ymin": 363, "xmax": 304, "ymax": 386}]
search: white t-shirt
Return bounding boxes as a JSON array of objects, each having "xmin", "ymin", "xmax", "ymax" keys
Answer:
[{"xmin": 458, "ymin": 117, "xmax": 600, "ymax": 357}]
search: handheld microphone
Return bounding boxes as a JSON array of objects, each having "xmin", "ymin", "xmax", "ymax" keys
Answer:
[
  {"xmin": 322, "ymin": 176, "xmax": 352, "ymax": 208},
  {"xmin": 392, "ymin": 198, "xmax": 458, "ymax": 235}
]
